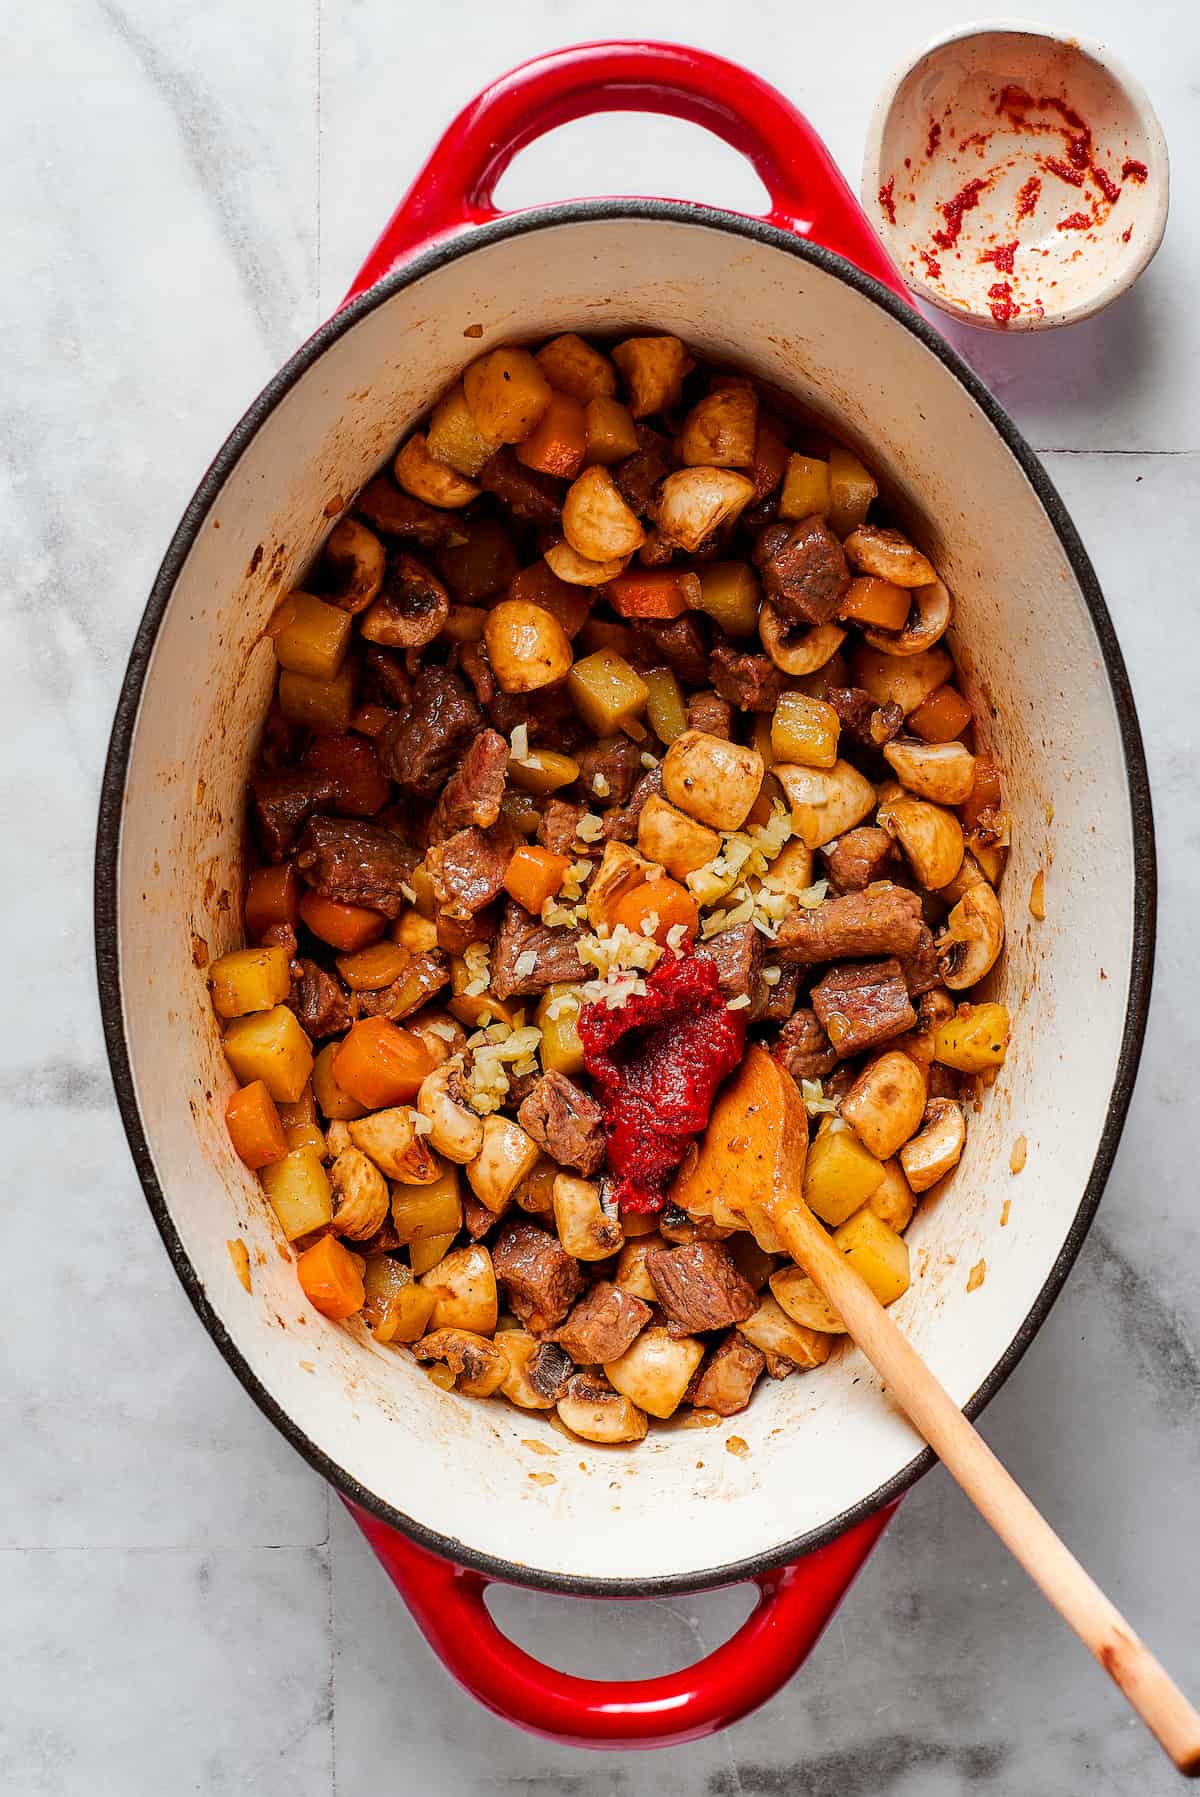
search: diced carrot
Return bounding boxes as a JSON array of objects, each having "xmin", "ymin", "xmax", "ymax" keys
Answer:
[
  {"xmin": 608, "ymin": 570, "xmax": 700, "ymax": 620},
  {"xmin": 750, "ymin": 417, "xmax": 789, "ymax": 503},
  {"xmin": 838, "ymin": 576, "xmax": 911, "ymax": 631},
  {"xmin": 298, "ymin": 889, "xmax": 386, "ymax": 952},
  {"xmin": 349, "ymin": 703, "xmax": 395, "ymax": 739},
  {"xmin": 303, "ymin": 734, "xmax": 390, "ymax": 816},
  {"xmin": 245, "ymin": 864, "xmax": 300, "ymax": 940},
  {"xmin": 225, "ymin": 1079, "xmax": 289, "ymax": 1170},
  {"xmin": 961, "ymin": 753, "xmax": 1003, "ymax": 831},
  {"xmin": 296, "ymin": 1234, "xmax": 366, "ymax": 1320},
  {"xmin": 909, "ymin": 683, "xmax": 973, "ymax": 743},
  {"xmin": 507, "ymin": 562, "xmax": 591, "ymax": 638},
  {"xmin": 332, "ymin": 1017, "xmax": 435, "ymax": 1108},
  {"xmin": 612, "ymin": 877, "xmax": 699, "ymax": 945},
  {"xmin": 515, "ymin": 390, "xmax": 588, "ymax": 479},
  {"xmin": 504, "ymin": 844, "xmax": 572, "ymax": 914}
]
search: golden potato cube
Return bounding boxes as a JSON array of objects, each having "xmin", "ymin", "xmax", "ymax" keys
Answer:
[
  {"xmin": 271, "ymin": 592, "xmax": 353, "ymax": 681},
  {"xmin": 611, "ymin": 335, "xmax": 691, "ymax": 418},
  {"xmin": 770, "ymin": 692, "xmax": 840, "ymax": 769},
  {"xmin": 933, "ymin": 1002, "xmax": 1012, "ymax": 1073},
  {"xmin": 868, "ymin": 1158, "xmax": 916, "ymax": 1234},
  {"xmin": 536, "ymin": 333, "xmax": 618, "ymax": 404},
  {"xmin": 604, "ymin": 1326, "xmax": 704, "ymax": 1419},
  {"xmin": 832, "ymin": 1206, "xmax": 910, "ymax": 1306},
  {"xmin": 802, "ymin": 1119, "xmax": 886, "ymax": 1227},
  {"xmin": 425, "ymin": 381, "xmax": 497, "ymax": 477},
  {"xmin": 507, "ymin": 748, "xmax": 580, "ymax": 795},
  {"xmin": 695, "ymin": 561, "xmax": 760, "ymax": 637},
  {"xmin": 391, "ymin": 1165, "xmax": 462, "ymax": 1242},
  {"xmin": 566, "ymin": 649, "xmax": 649, "ymax": 736},
  {"xmin": 311, "ymin": 1041, "xmax": 366, "ymax": 1121},
  {"xmin": 827, "ymin": 446, "xmax": 878, "ymax": 537},
  {"xmin": 536, "ymin": 985, "xmax": 585, "ymax": 1077},
  {"xmin": 583, "ymin": 395, "xmax": 640, "ymax": 465},
  {"xmin": 209, "ymin": 945, "xmax": 291, "ymax": 1019},
  {"xmin": 463, "ymin": 346, "xmax": 552, "ymax": 444},
  {"xmin": 408, "ymin": 1230, "xmax": 458, "ymax": 1276},
  {"xmin": 223, "ymin": 1005, "xmax": 313, "ymax": 1104},
  {"xmin": 362, "ymin": 1256, "xmax": 437, "ymax": 1344},
  {"xmin": 779, "ymin": 455, "xmax": 831, "ymax": 521},
  {"xmin": 261, "ymin": 1146, "xmax": 332, "ymax": 1240},
  {"xmin": 642, "ymin": 666, "xmax": 689, "ymax": 746},
  {"xmin": 277, "ymin": 663, "xmax": 356, "ymax": 734}
]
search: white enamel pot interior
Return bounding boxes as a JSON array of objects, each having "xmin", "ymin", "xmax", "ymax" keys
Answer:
[{"xmin": 97, "ymin": 204, "xmax": 1154, "ymax": 1594}]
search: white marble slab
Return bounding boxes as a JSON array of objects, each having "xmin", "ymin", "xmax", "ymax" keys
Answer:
[{"xmin": 3, "ymin": 0, "xmax": 1199, "ymax": 1791}]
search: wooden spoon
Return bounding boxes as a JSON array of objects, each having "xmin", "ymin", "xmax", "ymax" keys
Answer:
[{"xmin": 685, "ymin": 1046, "xmax": 1200, "ymax": 1776}]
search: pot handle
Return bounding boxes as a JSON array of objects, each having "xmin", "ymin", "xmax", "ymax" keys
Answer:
[
  {"xmin": 343, "ymin": 40, "xmax": 908, "ymax": 304},
  {"xmin": 348, "ymin": 1498, "xmax": 893, "ymax": 1750}
]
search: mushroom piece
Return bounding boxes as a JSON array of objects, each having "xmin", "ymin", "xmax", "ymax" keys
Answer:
[
  {"xmin": 413, "ymin": 1327, "xmax": 506, "ymax": 1398},
  {"xmin": 416, "ymin": 1059, "xmax": 485, "ymax": 1165},
  {"xmin": 495, "ymin": 1329, "xmax": 559, "ymax": 1409},
  {"xmin": 862, "ymin": 578, "xmax": 953, "ymax": 657},
  {"xmin": 758, "ymin": 605, "xmax": 847, "ymax": 677},
  {"xmin": 844, "ymin": 525, "xmax": 937, "ymax": 588},
  {"xmin": 937, "ymin": 880, "xmax": 1006, "ymax": 989},
  {"xmin": 883, "ymin": 738, "xmax": 976, "ymax": 807},
  {"xmin": 850, "ymin": 643, "xmax": 954, "ymax": 716},
  {"xmin": 604, "ymin": 1327, "xmax": 705, "ymax": 1420},
  {"xmin": 418, "ymin": 1243, "xmax": 498, "ymax": 1336},
  {"xmin": 774, "ymin": 759, "xmax": 877, "ymax": 850},
  {"xmin": 654, "ymin": 467, "xmax": 755, "ymax": 554},
  {"xmin": 899, "ymin": 1097, "xmax": 966, "ymax": 1193},
  {"xmin": 552, "ymin": 1174, "xmax": 624, "ymax": 1260},
  {"xmin": 322, "ymin": 518, "xmax": 386, "ymax": 615},
  {"xmin": 556, "ymin": 1373, "xmax": 648, "ymax": 1443},
  {"xmin": 878, "ymin": 793, "xmax": 964, "ymax": 891},
  {"xmin": 543, "ymin": 540, "xmax": 629, "ymax": 587},
  {"xmin": 769, "ymin": 1265, "xmax": 846, "ymax": 1334},
  {"xmin": 467, "ymin": 1115, "xmax": 541, "ymax": 1215},
  {"xmin": 348, "ymin": 1107, "xmax": 443, "ymax": 1184},
  {"xmin": 840, "ymin": 1050, "xmax": 928, "ymax": 1162},
  {"xmin": 561, "ymin": 465, "xmax": 645, "ymax": 562},
  {"xmin": 393, "ymin": 432, "xmax": 480, "ymax": 508},
  {"xmin": 679, "ymin": 382, "xmax": 757, "ymax": 468},
  {"xmin": 328, "ymin": 1147, "xmax": 391, "ymax": 1241},
  {"xmin": 359, "ymin": 553, "xmax": 451, "ymax": 648},
  {"xmin": 937, "ymin": 848, "xmax": 990, "ymax": 906}
]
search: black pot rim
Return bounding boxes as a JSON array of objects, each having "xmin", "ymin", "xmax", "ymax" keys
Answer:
[{"xmin": 95, "ymin": 198, "xmax": 1156, "ymax": 1599}]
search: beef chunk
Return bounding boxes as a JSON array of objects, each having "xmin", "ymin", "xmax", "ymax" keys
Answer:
[
  {"xmin": 462, "ymin": 1191, "xmax": 498, "ymax": 1241},
  {"xmin": 607, "ymin": 765, "xmax": 664, "ymax": 844},
  {"xmin": 753, "ymin": 517, "xmax": 849, "ymax": 625},
  {"xmin": 288, "ymin": 958, "xmax": 350, "ymax": 1038},
  {"xmin": 810, "ymin": 956, "xmax": 916, "ymax": 1058},
  {"xmin": 553, "ymin": 1282, "xmax": 651, "ymax": 1364},
  {"xmin": 537, "ymin": 798, "xmax": 601, "ymax": 860},
  {"xmin": 259, "ymin": 921, "xmax": 299, "ymax": 959},
  {"xmin": 363, "ymin": 644, "xmax": 413, "ymax": 710},
  {"xmin": 686, "ymin": 690, "xmax": 733, "ymax": 738},
  {"xmin": 435, "ymin": 907, "xmax": 498, "ymax": 956},
  {"xmin": 773, "ymin": 884, "xmax": 924, "ymax": 964},
  {"xmin": 632, "ymin": 615, "xmax": 709, "ymax": 686},
  {"xmin": 749, "ymin": 961, "xmax": 802, "ymax": 1024},
  {"xmin": 379, "ymin": 665, "xmax": 482, "ymax": 797},
  {"xmin": 690, "ymin": 1331, "xmax": 766, "ymax": 1416},
  {"xmin": 251, "ymin": 771, "xmax": 338, "ymax": 861},
  {"xmin": 355, "ymin": 476, "xmax": 453, "ymax": 546},
  {"xmin": 518, "ymin": 1071, "xmax": 605, "ymax": 1175},
  {"xmin": 428, "ymin": 729, "xmax": 509, "ymax": 843},
  {"xmin": 697, "ymin": 922, "xmax": 763, "ymax": 1001},
  {"xmin": 478, "ymin": 447, "xmax": 563, "ymax": 527},
  {"xmin": 821, "ymin": 826, "xmax": 897, "ymax": 893},
  {"xmin": 900, "ymin": 924, "xmax": 941, "ymax": 997},
  {"xmin": 490, "ymin": 901, "xmax": 589, "ymax": 1000},
  {"xmin": 527, "ymin": 1341, "xmax": 574, "ymax": 1402},
  {"xmin": 492, "ymin": 1220, "xmax": 583, "ymax": 1333},
  {"xmin": 575, "ymin": 737, "xmax": 643, "ymax": 806},
  {"xmin": 456, "ymin": 638, "xmax": 495, "ymax": 707},
  {"xmin": 614, "ymin": 424, "xmax": 676, "ymax": 515},
  {"xmin": 826, "ymin": 685, "xmax": 904, "ymax": 748},
  {"xmin": 708, "ymin": 646, "xmax": 785, "ymax": 714},
  {"xmin": 505, "ymin": 1066, "xmax": 541, "ymax": 1111},
  {"xmin": 487, "ymin": 682, "xmax": 584, "ymax": 755},
  {"xmin": 427, "ymin": 823, "xmax": 516, "ymax": 917},
  {"xmin": 353, "ymin": 949, "xmax": 448, "ymax": 1020},
  {"xmin": 295, "ymin": 816, "xmax": 417, "ymax": 919},
  {"xmin": 775, "ymin": 1007, "xmax": 837, "ymax": 1083},
  {"xmin": 646, "ymin": 1242, "xmax": 757, "ymax": 1338},
  {"xmin": 658, "ymin": 1204, "xmax": 734, "ymax": 1246},
  {"xmin": 302, "ymin": 735, "xmax": 391, "ymax": 818}
]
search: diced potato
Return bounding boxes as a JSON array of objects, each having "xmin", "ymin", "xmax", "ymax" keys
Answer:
[
  {"xmin": 277, "ymin": 664, "xmax": 355, "ymax": 734},
  {"xmin": 611, "ymin": 335, "xmax": 691, "ymax": 417},
  {"xmin": 562, "ymin": 465, "xmax": 645, "ymax": 561},
  {"xmin": 769, "ymin": 1265, "xmax": 846, "ymax": 1333},
  {"xmin": 363, "ymin": 1257, "xmax": 436, "ymax": 1344},
  {"xmin": 637, "ymin": 793, "xmax": 721, "ymax": 880},
  {"xmin": 695, "ymin": 561, "xmax": 760, "ymax": 637},
  {"xmin": 553, "ymin": 1174, "xmax": 623, "ymax": 1260},
  {"xmin": 774, "ymin": 759, "xmax": 875, "ymax": 849},
  {"xmin": 222, "ymin": 1005, "xmax": 313, "ymax": 1104},
  {"xmin": 425, "ymin": 381, "xmax": 497, "ymax": 477},
  {"xmin": 349, "ymin": 1107, "xmax": 441, "ymax": 1184},
  {"xmin": 496, "ymin": 1330, "xmax": 557, "ymax": 1408},
  {"xmin": 662, "ymin": 729, "xmax": 763, "ymax": 831},
  {"xmin": 311, "ymin": 1041, "xmax": 367, "ymax": 1121},
  {"xmin": 840, "ymin": 1051, "xmax": 928, "ymax": 1161},
  {"xmin": 447, "ymin": 956, "xmax": 519, "ymax": 1030},
  {"xmin": 336, "ymin": 941, "xmax": 410, "ymax": 991},
  {"xmin": 656, "ymin": 468, "xmax": 755, "ymax": 554},
  {"xmin": 802, "ymin": 1118, "xmax": 886, "ymax": 1226},
  {"xmin": 643, "ymin": 666, "xmax": 689, "ymax": 746},
  {"xmin": 463, "ymin": 346, "xmax": 552, "ymax": 443},
  {"xmin": 850, "ymin": 644, "xmax": 953, "ymax": 717},
  {"xmin": 778, "ymin": 454, "xmax": 831, "ymax": 520},
  {"xmin": 271, "ymin": 592, "xmax": 353, "ymax": 681},
  {"xmin": 484, "ymin": 600, "xmax": 572, "ymax": 695},
  {"xmin": 566, "ymin": 649, "xmax": 649, "ymax": 736},
  {"xmin": 932, "ymin": 1002, "xmax": 1011, "ymax": 1073},
  {"xmin": 507, "ymin": 747, "xmax": 580, "ymax": 795},
  {"xmin": 535, "ymin": 333, "xmax": 618, "ymax": 403},
  {"xmin": 614, "ymin": 1234, "xmax": 665, "ymax": 1302},
  {"xmin": 285, "ymin": 1122, "xmax": 328, "ymax": 1158},
  {"xmin": 409, "ymin": 1230, "xmax": 458, "ymax": 1276},
  {"xmin": 419, "ymin": 1243, "xmax": 498, "ymax": 1335},
  {"xmin": 394, "ymin": 432, "xmax": 480, "ymax": 508},
  {"xmin": 467, "ymin": 1115, "xmax": 540, "ymax": 1213},
  {"xmin": 544, "ymin": 540, "xmax": 628, "ymax": 587},
  {"xmin": 758, "ymin": 838, "xmax": 816, "ymax": 900},
  {"xmin": 832, "ymin": 1207, "xmax": 911, "ymax": 1306},
  {"xmin": 679, "ymin": 383, "xmax": 757, "ymax": 468},
  {"xmin": 209, "ymin": 945, "xmax": 291, "ymax": 1019},
  {"xmin": 536, "ymin": 984, "xmax": 585, "ymax": 1077},
  {"xmin": 261, "ymin": 1146, "xmax": 332, "ymax": 1240},
  {"xmin": 827, "ymin": 446, "xmax": 878, "ymax": 537},
  {"xmin": 583, "ymin": 394, "xmax": 640, "ymax": 465},
  {"xmin": 577, "ymin": 616, "xmax": 636, "ymax": 657},
  {"xmin": 770, "ymin": 693, "xmax": 840, "ymax": 769},
  {"xmin": 557, "ymin": 1375, "xmax": 648, "ymax": 1444},
  {"xmin": 869, "ymin": 1158, "xmax": 916, "ymax": 1234},
  {"xmin": 737, "ymin": 1294, "xmax": 833, "ymax": 1374},
  {"xmin": 605, "ymin": 1327, "xmax": 704, "ymax": 1419}
]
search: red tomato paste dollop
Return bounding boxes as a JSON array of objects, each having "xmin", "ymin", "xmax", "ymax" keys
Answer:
[{"xmin": 579, "ymin": 953, "xmax": 746, "ymax": 1216}]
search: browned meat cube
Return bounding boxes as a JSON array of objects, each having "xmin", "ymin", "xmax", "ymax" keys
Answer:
[
  {"xmin": 537, "ymin": 798, "xmax": 592, "ymax": 859},
  {"xmin": 697, "ymin": 922, "xmax": 763, "ymax": 1002},
  {"xmin": 690, "ymin": 1331, "xmax": 766, "ymax": 1416},
  {"xmin": 295, "ymin": 816, "xmax": 418, "ymax": 919},
  {"xmin": 478, "ymin": 447, "xmax": 564, "ymax": 527},
  {"xmin": 363, "ymin": 644, "xmax": 412, "ymax": 709},
  {"xmin": 748, "ymin": 961, "xmax": 802, "ymax": 1024},
  {"xmin": 428, "ymin": 730, "xmax": 509, "ymax": 843},
  {"xmin": 492, "ymin": 1220, "xmax": 583, "ymax": 1333},
  {"xmin": 355, "ymin": 475, "xmax": 453, "ymax": 546},
  {"xmin": 811, "ymin": 957, "xmax": 917, "ymax": 1058},
  {"xmin": 773, "ymin": 884, "xmax": 924, "ymax": 964},
  {"xmin": 463, "ymin": 1191, "xmax": 498, "ymax": 1241},
  {"xmin": 251, "ymin": 770, "xmax": 338, "ymax": 861},
  {"xmin": 553, "ymin": 1282, "xmax": 651, "ymax": 1364},
  {"xmin": 708, "ymin": 646, "xmax": 785, "ymax": 713},
  {"xmin": 774, "ymin": 1007, "xmax": 837, "ymax": 1083},
  {"xmin": 259, "ymin": 921, "xmax": 299, "ymax": 959},
  {"xmin": 753, "ymin": 517, "xmax": 849, "ymax": 625},
  {"xmin": 487, "ymin": 683, "xmax": 585, "ymax": 755},
  {"xmin": 518, "ymin": 1071, "xmax": 605, "ymax": 1175},
  {"xmin": 288, "ymin": 959, "xmax": 349, "ymax": 1039},
  {"xmin": 632, "ymin": 615, "xmax": 710, "ymax": 685},
  {"xmin": 613, "ymin": 424, "xmax": 676, "ymax": 514},
  {"xmin": 456, "ymin": 638, "xmax": 494, "ymax": 707},
  {"xmin": 435, "ymin": 910, "xmax": 499, "ymax": 956},
  {"xmin": 490, "ymin": 901, "xmax": 590, "ymax": 1000},
  {"xmin": 426, "ymin": 823, "xmax": 517, "ymax": 917},
  {"xmin": 821, "ymin": 826, "xmax": 897, "ymax": 893},
  {"xmin": 606, "ymin": 766, "xmax": 664, "ymax": 844},
  {"xmin": 575, "ymin": 736, "xmax": 643, "ymax": 805},
  {"xmin": 825, "ymin": 686, "xmax": 903, "ymax": 748},
  {"xmin": 646, "ymin": 1242, "xmax": 757, "ymax": 1338},
  {"xmin": 686, "ymin": 690, "xmax": 734, "ymax": 738},
  {"xmin": 379, "ymin": 665, "xmax": 482, "ymax": 797}
]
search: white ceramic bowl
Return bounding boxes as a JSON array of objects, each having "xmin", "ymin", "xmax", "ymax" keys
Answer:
[{"xmin": 862, "ymin": 23, "xmax": 1169, "ymax": 330}]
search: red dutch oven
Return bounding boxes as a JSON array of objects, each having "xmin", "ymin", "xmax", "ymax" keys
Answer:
[{"xmin": 96, "ymin": 41, "xmax": 1153, "ymax": 1751}]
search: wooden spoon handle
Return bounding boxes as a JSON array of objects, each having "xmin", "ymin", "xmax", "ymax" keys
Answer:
[{"xmin": 775, "ymin": 1197, "xmax": 1200, "ymax": 1777}]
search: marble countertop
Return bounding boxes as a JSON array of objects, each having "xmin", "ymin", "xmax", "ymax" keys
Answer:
[{"xmin": 5, "ymin": 1, "xmax": 1198, "ymax": 1791}]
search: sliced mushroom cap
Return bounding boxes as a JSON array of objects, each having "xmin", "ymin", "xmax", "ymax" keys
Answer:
[
  {"xmin": 844, "ymin": 525, "xmax": 937, "ymax": 588},
  {"xmin": 328, "ymin": 1147, "xmax": 391, "ymax": 1241},
  {"xmin": 322, "ymin": 518, "xmax": 386, "ymax": 615},
  {"xmin": 758, "ymin": 605, "xmax": 847, "ymax": 676},
  {"xmin": 937, "ymin": 880, "xmax": 1006, "ymax": 989},
  {"xmin": 556, "ymin": 1373, "xmax": 648, "ymax": 1443},
  {"xmin": 884, "ymin": 737, "xmax": 976, "ymax": 805},
  {"xmin": 899, "ymin": 1097, "xmax": 966, "ymax": 1193},
  {"xmin": 416, "ymin": 1058, "xmax": 485, "ymax": 1164},
  {"xmin": 937, "ymin": 848, "xmax": 990, "ymax": 906},
  {"xmin": 655, "ymin": 467, "xmax": 755, "ymax": 554},
  {"xmin": 862, "ymin": 579, "xmax": 953, "ymax": 657},
  {"xmin": 544, "ymin": 540, "xmax": 628, "ymax": 586},
  {"xmin": 413, "ymin": 1327, "xmax": 506, "ymax": 1398},
  {"xmin": 878, "ymin": 793, "xmax": 964, "ymax": 890},
  {"xmin": 360, "ymin": 553, "xmax": 450, "ymax": 648}
]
